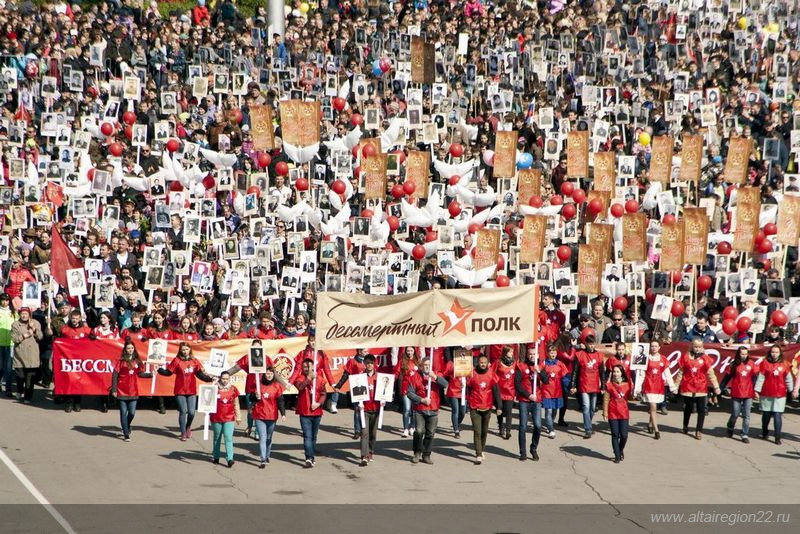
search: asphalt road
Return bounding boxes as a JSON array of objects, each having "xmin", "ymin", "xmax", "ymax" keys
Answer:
[{"xmin": 1, "ymin": 391, "xmax": 799, "ymax": 533}]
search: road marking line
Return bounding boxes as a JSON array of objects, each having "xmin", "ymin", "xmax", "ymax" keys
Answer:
[{"xmin": 0, "ymin": 448, "xmax": 78, "ymax": 534}]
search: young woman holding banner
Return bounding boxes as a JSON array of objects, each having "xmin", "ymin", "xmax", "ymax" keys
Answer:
[
  {"xmin": 210, "ymin": 371, "xmax": 241, "ymax": 467},
  {"xmin": 157, "ymin": 342, "xmax": 214, "ymax": 441},
  {"xmin": 755, "ymin": 345, "xmax": 796, "ymax": 445},
  {"xmin": 110, "ymin": 341, "xmax": 152, "ymax": 441},
  {"xmin": 251, "ymin": 367, "xmax": 287, "ymax": 468},
  {"xmin": 516, "ymin": 346, "xmax": 543, "ymax": 461},
  {"xmin": 603, "ymin": 364, "xmax": 631, "ymax": 464}
]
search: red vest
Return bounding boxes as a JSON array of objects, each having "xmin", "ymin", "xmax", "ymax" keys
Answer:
[
  {"xmin": 540, "ymin": 360, "xmax": 568, "ymax": 399},
  {"xmin": 466, "ymin": 368, "xmax": 497, "ymax": 410},
  {"xmin": 403, "ymin": 372, "xmax": 444, "ymax": 412},
  {"xmin": 574, "ymin": 350, "xmax": 603, "ymax": 393},
  {"xmin": 515, "ymin": 361, "xmax": 541, "ymax": 403},
  {"xmin": 727, "ymin": 360, "xmax": 758, "ymax": 399},
  {"xmin": 251, "ymin": 381, "xmax": 284, "ymax": 421},
  {"xmin": 167, "ymin": 356, "xmax": 205, "ymax": 396},
  {"xmin": 60, "ymin": 324, "xmax": 91, "ymax": 339},
  {"xmin": 443, "ymin": 361, "xmax": 464, "ymax": 398},
  {"xmin": 493, "ymin": 359, "xmax": 516, "ymax": 400},
  {"xmin": 605, "ymin": 380, "xmax": 631, "ymax": 420},
  {"xmin": 114, "ymin": 359, "xmax": 146, "ymax": 397},
  {"xmin": 759, "ymin": 359, "xmax": 790, "ymax": 398},
  {"xmin": 294, "ymin": 374, "xmax": 327, "ymax": 416},
  {"xmin": 678, "ymin": 353, "xmax": 712, "ymax": 394},
  {"xmin": 642, "ymin": 355, "xmax": 670, "ymax": 394},
  {"xmin": 210, "ymin": 386, "xmax": 240, "ymax": 423}
]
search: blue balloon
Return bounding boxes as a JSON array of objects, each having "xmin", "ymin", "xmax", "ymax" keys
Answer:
[
  {"xmin": 372, "ymin": 65, "xmax": 383, "ymax": 76},
  {"xmin": 517, "ymin": 152, "xmax": 533, "ymax": 169}
]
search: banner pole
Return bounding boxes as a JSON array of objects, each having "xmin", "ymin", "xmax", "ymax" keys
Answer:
[
  {"xmin": 426, "ymin": 347, "xmax": 432, "ymax": 401},
  {"xmin": 150, "ymin": 363, "xmax": 157, "ymax": 395},
  {"xmin": 203, "ymin": 413, "xmax": 210, "ymax": 441},
  {"xmin": 312, "ymin": 348, "xmax": 318, "ymax": 405},
  {"xmin": 377, "ymin": 401, "xmax": 384, "ymax": 429},
  {"xmin": 359, "ymin": 401, "xmax": 365, "ymax": 429}
]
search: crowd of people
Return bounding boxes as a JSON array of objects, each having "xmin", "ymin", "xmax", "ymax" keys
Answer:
[{"xmin": 1, "ymin": 0, "xmax": 800, "ymax": 467}]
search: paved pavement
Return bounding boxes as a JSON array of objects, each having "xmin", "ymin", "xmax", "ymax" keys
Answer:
[{"xmin": 1, "ymin": 391, "xmax": 799, "ymax": 508}]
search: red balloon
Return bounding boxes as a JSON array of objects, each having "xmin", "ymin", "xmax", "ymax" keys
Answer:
[
  {"xmin": 736, "ymin": 316, "xmax": 752, "ymax": 333},
  {"xmin": 169, "ymin": 181, "xmax": 184, "ymax": 192},
  {"xmin": 557, "ymin": 245, "xmax": 571, "ymax": 262},
  {"xmin": 122, "ymin": 111, "xmax": 136, "ymax": 125},
  {"xmin": 391, "ymin": 184, "xmax": 405, "ymax": 199},
  {"xmin": 613, "ymin": 296, "xmax": 628, "ymax": 311},
  {"xmin": 257, "ymin": 152, "xmax": 272, "ymax": 169},
  {"xmin": 468, "ymin": 223, "xmax": 482, "ymax": 234},
  {"xmin": 610, "ymin": 203, "xmax": 624, "ymax": 218},
  {"xmin": 361, "ymin": 209, "xmax": 374, "ymax": 218},
  {"xmin": 351, "ymin": 145, "xmax": 360, "ymax": 159},
  {"xmin": 108, "ymin": 142, "xmax": 124, "ymax": 157},
  {"xmin": 449, "ymin": 143, "xmax": 464, "ymax": 158},
  {"xmin": 425, "ymin": 230, "xmax": 438, "ymax": 243},
  {"xmin": 529, "ymin": 195, "xmax": 543, "ymax": 208},
  {"xmin": 496, "ymin": 275, "xmax": 510, "ymax": 287},
  {"xmin": 625, "ymin": 199, "xmax": 639, "ymax": 213},
  {"xmin": 87, "ymin": 168, "xmax": 95, "ymax": 182},
  {"xmin": 697, "ymin": 275, "xmax": 713, "ymax": 292},
  {"xmin": 203, "ymin": 175, "xmax": 216, "ymax": 190},
  {"xmin": 671, "ymin": 300, "xmax": 685, "ymax": 317},
  {"xmin": 496, "ymin": 255, "xmax": 505, "ymax": 270},
  {"xmin": 124, "ymin": 125, "xmax": 133, "ymax": 140},
  {"xmin": 100, "ymin": 122, "xmax": 114, "ymax": 136},
  {"xmin": 386, "ymin": 216, "xmax": 400, "ymax": 231},
  {"xmin": 549, "ymin": 195, "xmax": 563, "ymax": 206},
  {"xmin": 717, "ymin": 241, "xmax": 732, "ymax": 255},
  {"xmin": 663, "ymin": 214, "xmax": 676, "ymax": 225},
  {"xmin": 448, "ymin": 175, "xmax": 461, "ymax": 186},
  {"xmin": 572, "ymin": 189, "xmax": 586, "ymax": 204},
  {"xmin": 580, "ymin": 327, "xmax": 595, "ymax": 342},
  {"xmin": 228, "ymin": 109, "xmax": 243, "ymax": 124},
  {"xmin": 392, "ymin": 150, "xmax": 407, "ymax": 164},
  {"xmin": 764, "ymin": 223, "xmax": 778, "ymax": 236},
  {"xmin": 562, "ymin": 203, "xmax": 577, "ymax": 220},
  {"xmin": 385, "ymin": 242, "xmax": 397, "ymax": 253},
  {"xmin": 246, "ymin": 185, "xmax": 260, "ymax": 197},
  {"xmin": 671, "ymin": 270, "xmax": 682, "ymax": 285},
  {"xmin": 722, "ymin": 306, "xmax": 738, "ymax": 321},
  {"xmin": 448, "ymin": 201, "xmax": 462, "ymax": 217},
  {"xmin": 332, "ymin": 97, "xmax": 346, "ymax": 112},
  {"xmin": 331, "ymin": 180, "xmax": 346, "ymax": 194},
  {"xmin": 762, "ymin": 259, "xmax": 772, "ymax": 270},
  {"xmin": 757, "ymin": 239, "xmax": 773, "ymax": 254},
  {"xmin": 722, "ymin": 319, "xmax": 737, "ymax": 336},
  {"xmin": 412, "ymin": 244, "xmax": 426, "ymax": 260},
  {"xmin": 166, "ymin": 139, "xmax": 180, "ymax": 153},
  {"xmin": 587, "ymin": 198, "xmax": 603, "ymax": 214},
  {"xmin": 275, "ymin": 161, "xmax": 289, "ymax": 176},
  {"xmin": 295, "ymin": 178, "xmax": 310, "ymax": 191},
  {"xmin": 645, "ymin": 288, "xmax": 656, "ymax": 303},
  {"xmin": 754, "ymin": 230, "xmax": 766, "ymax": 244},
  {"xmin": 379, "ymin": 58, "xmax": 391, "ymax": 72},
  {"xmin": 362, "ymin": 143, "xmax": 377, "ymax": 158},
  {"xmin": 350, "ymin": 114, "xmax": 364, "ymax": 127},
  {"xmin": 771, "ymin": 310, "xmax": 788, "ymax": 327},
  {"xmin": 403, "ymin": 181, "xmax": 416, "ymax": 195},
  {"xmin": 560, "ymin": 182, "xmax": 575, "ymax": 196}
]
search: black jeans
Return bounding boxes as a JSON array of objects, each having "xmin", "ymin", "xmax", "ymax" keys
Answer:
[
  {"xmin": 15, "ymin": 368, "xmax": 36, "ymax": 401},
  {"xmin": 360, "ymin": 411, "xmax": 379, "ymax": 458},
  {"xmin": 470, "ymin": 409, "xmax": 492, "ymax": 456},
  {"xmin": 609, "ymin": 418, "xmax": 629, "ymax": 460},
  {"xmin": 682, "ymin": 395, "xmax": 707, "ymax": 431},
  {"xmin": 497, "ymin": 399, "xmax": 513, "ymax": 431},
  {"xmin": 412, "ymin": 412, "xmax": 438, "ymax": 457}
]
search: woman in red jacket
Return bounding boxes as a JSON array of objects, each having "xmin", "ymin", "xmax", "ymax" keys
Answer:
[
  {"xmin": 91, "ymin": 312, "xmax": 119, "ymax": 339},
  {"xmin": 674, "ymin": 338, "xmax": 720, "ymax": 440},
  {"xmin": 110, "ymin": 341, "xmax": 152, "ymax": 441},
  {"xmin": 540, "ymin": 344, "xmax": 569, "ymax": 438},
  {"xmin": 603, "ymin": 364, "xmax": 631, "ymax": 464},
  {"xmin": 755, "ymin": 346, "xmax": 796, "ymax": 445},
  {"xmin": 293, "ymin": 358, "xmax": 328, "ymax": 467},
  {"xmin": 719, "ymin": 346, "xmax": 757, "ymax": 443},
  {"xmin": 172, "ymin": 316, "xmax": 200, "ymax": 342},
  {"xmin": 641, "ymin": 340, "xmax": 676, "ymax": 440},
  {"xmin": 493, "ymin": 347, "xmax": 516, "ymax": 440},
  {"xmin": 251, "ymin": 367, "xmax": 286, "ymax": 468},
  {"xmin": 466, "ymin": 355, "xmax": 501, "ymax": 464},
  {"xmin": 210, "ymin": 371, "xmax": 241, "ymax": 467},
  {"xmin": 394, "ymin": 346, "xmax": 421, "ymax": 437},
  {"xmin": 3, "ymin": 258, "xmax": 35, "ymax": 309},
  {"xmin": 147, "ymin": 311, "xmax": 173, "ymax": 340},
  {"xmin": 157, "ymin": 342, "xmax": 213, "ymax": 440}
]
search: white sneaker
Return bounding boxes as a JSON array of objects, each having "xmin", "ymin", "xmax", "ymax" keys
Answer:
[
  {"xmin": 548, "ymin": 431, "xmax": 556, "ymax": 439},
  {"xmin": 402, "ymin": 429, "xmax": 409, "ymax": 438},
  {"xmin": 330, "ymin": 406, "xmax": 338, "ymax": 414}
]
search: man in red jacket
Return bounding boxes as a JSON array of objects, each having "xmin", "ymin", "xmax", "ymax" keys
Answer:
[
  {"xmin": 59, "ymin": 310, "xmax": 92, "ymax": 413},
  {"xmin": 403, "ymin": 357, "xmax": 448, "ymax": 464},
  {"xmin": 569, "ymin": 335, "xmax": 604, "ymax": 439},
  {"xmin": 538, "ymin": 292, "xmax": 565, "ymax": 345},
  {"xmin": 293, "ymin": 358, "xmax": 328, "ymax": 467}
]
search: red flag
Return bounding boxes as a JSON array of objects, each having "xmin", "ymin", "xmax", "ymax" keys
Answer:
[{"xmin": 51, "ymin": 226, "xmax": 83, "ymax": 290}]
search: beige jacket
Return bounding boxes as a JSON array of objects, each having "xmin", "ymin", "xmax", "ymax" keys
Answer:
[{"xmin": 11, "ymin": 319, "xmax": 43, "ymax": 369}]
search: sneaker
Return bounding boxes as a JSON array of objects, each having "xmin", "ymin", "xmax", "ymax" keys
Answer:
[
  {"xmin": 259, "ymin": 462, "xmax": 266, "ymax": 469},
  {"xmin": 583, "ymin": 432, "xmax": 592, "ymax": 439},
  {"xmin": 311, "ymin": 459, "xmax": 316, "ymax": 467},
  {"xmin": 304, "ymin": 459, "xmax": 313, "ymax": 468},
  {"xmin": 227, "ymin": 460, "xmax": 234, "ymax": 468},
  {"xmin": 548, "ymin": 431, "xmax": 556, "ymax": 439},
  {"xmin": 694, "ymin": 431, "xmax": 702, "ymax": 440},
  {"xmin": 475, "ymin": 455, "xmax": 483, "ymax": 465},
  {"xmin": 411, "ymin": 453, "xmax": 420, "ymax": 464},
  {"xmin": 421, "ymin": 455, "xmax": 434, "ymax": 465},
  {"xmin": 614, "ymin": 457, "xmax": 620, "ymax": 464},
  {"xmin": 360, "ymin": 457, "xmax": 368, "ymax": 466},
  {"xmin": 101, "ymin": 404, "xmax": 108, "ymax": 413},
  {"xmin": 123, "ymin": 436, "xmax": 130, "ymax": 442},
  {"xmin": 368, "ymin": 453, "xmax": 374, "ymax": 462},
  {"xmin": 682, "ymin": 427, "xmax": 689, "ymax": 435},
  {"xmin": 402, "ymin": 429, "xmax": 409, "ymax": 438},
  {"xmin": 330, "ymin": 406, "xmax": 338, "ymax": 414},
  {"xmin": 531, "ymin": 450, "xmax": 540, "ymax": 461},
  {"xmin": 454, "ymin": 431, "xmax": 460, "ymax": 439},
  {"xmin": 158, "ymin": 406, "xmax": 166, "ymax": 415},
  {"xmin": 480, "ymin": 453, "xmax": 486, "ymax": 461},
  {"xmin": 742, "ymin": 437, "xmax": 750, "ymax": 444}
]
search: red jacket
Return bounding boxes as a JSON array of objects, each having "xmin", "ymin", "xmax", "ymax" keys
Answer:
[
  {"xmin": 362, "ymin": 371, "xmax": 381, "ymax": 412},
  {"xmin": 251, "ymin": 381, "xmax": 284, "ymax": 421},
  {"xmin": 443, "ymin": 361, "xmax": 464, "ymax": 398},
  {"xmin": 677, "ymin": 353, "xmax": 714, "ymax": 395},
  {"xmin": 250, "ymin": 326, "xmax": 279, "ymax": 340},
  {"xmin": 147, "ymin": 326, "xmax": 174, "ymax": 340},
  {"xmin": 192, "ymin": 5, "xmax": 210, "ymax": 26},
  {"xmin": 172, "ymin": 330, "xmax": 199, "ymax": 342},
  {"xmin": 492, "ymin": 359, "xmax": 516, "ymax": 400},
  {"xmin": 4, "ymin": 267, "xmax": 35, "ymax": 299},
  {"xmin": 235, "ymin": 354, "xmax": 274, "ymax": 394},
  {"xmin": 724, "ymin": 360, "xmax": 758, "ymax": 399},
  {"xmin": 605, "ymin": 355, "xmax": 632, "ymax": 384},
  {"xmin": 120, "ymin": 326, "xmax": 149, "ymax": 342},
  {"xmin": 466, "ymin": 368, "xmax": 498, "ymax": 410},
  {"xmin": 540, "ymin": 359, "xmax": 568, "ymax": 399},
  {"xmin": 402, "ymin": 371, "xmax": 445, "ymax": 412},
  {"xmin": 91, "ymin": 326, "xmax": 119, "ymax": 339},
  {"xmin": 166, "ymin": 356, "xmax": 207, "ymax": 396},
  {"xmin": 515, "ymin": 361, "xmax": 541, "ymax": 403},
  {"xmin": 293, "ymin": 374, "xmax": 328, "ymax": 416},
  {"xmin": 111, "ymin": 359, "xmax": 149, "ymax": 398},
  {"xmin": 605, "ymin": 380, "xmax": 631, "ymax": 420},
  {"xmin": 557, "ymin": 347, "xmax": 576, "ymax": 375},
  {"xmin": 60, "ymin": 323, "xmax": 91, "ymax": 339},
  {"xmin": 757, "ymin": 359, "xmax": 791, "ymax": 398},
  {"xmin": 222, "ymin": 330, "xmax": 249, "ymax": 340},
  {"xmin": 572, "ymin": 350, "xmax": 603, "ymax": 393},
  {"xmin": 210, "ymin": 386, "xmax": 240, "ymax": 423},
  {"xmin": 642, "ymin": 355, "xmax": 671, "ymax": 395},
  {"xmin": 539, "ymin": 308, "xmax": 566, "ymax": 343}
]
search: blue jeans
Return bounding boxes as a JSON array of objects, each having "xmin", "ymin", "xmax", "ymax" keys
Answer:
[
  {"xmin": 402, "ymin": 395, "xmax": 415, "ymax": 430},
  {"xmin": 353, "ymin": 405, "xmax": 362, "ymax": 433},
  {"xmin": 300, "ymin": 415, "xmax": 321, "ymax": 461},
  {"xmin": 727, "ymin": 398, "xmax": 752, "ymax": 437},
  {"xmin": 329, "ymin": 391, "xmax": 339, "ymax": 410},
  {"xmin": 254, "ymin": 419, "xmax": 276, "ymax": 461},
  {"xmin": 174, "ymin": 395, "xmax": 197, "ymax": 435},
  {"xmin": 449, "ymin": 396, "xmax": 467, "ymax": 433},
  {"xmin": 544, "ymin": 408, "xmax": 556, "ymax": 433},
  {"xmin": 518, "ymin": 401, "xmax": 542, "ymax": 455},
  {"xmin": 244, "ymin": 395, "xmax": 255, "ymax": 434},
  {"xmin": 580, "ymin": 392, "xmax": 598, "ymax": 433},
  {"xmin": 0, "ymin": 346, "xmax": 12, "ymax": 393},
  {"xmin": 609, "ymin": 418, "xmax": 629, "ymax": 460},
  {"xmin": 118, "ymin": 399, "xmax": 137, "ymax": 437},
  {"xmin": 212, "ymin": 421, "xmax": 235, "ymax": 462}
]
